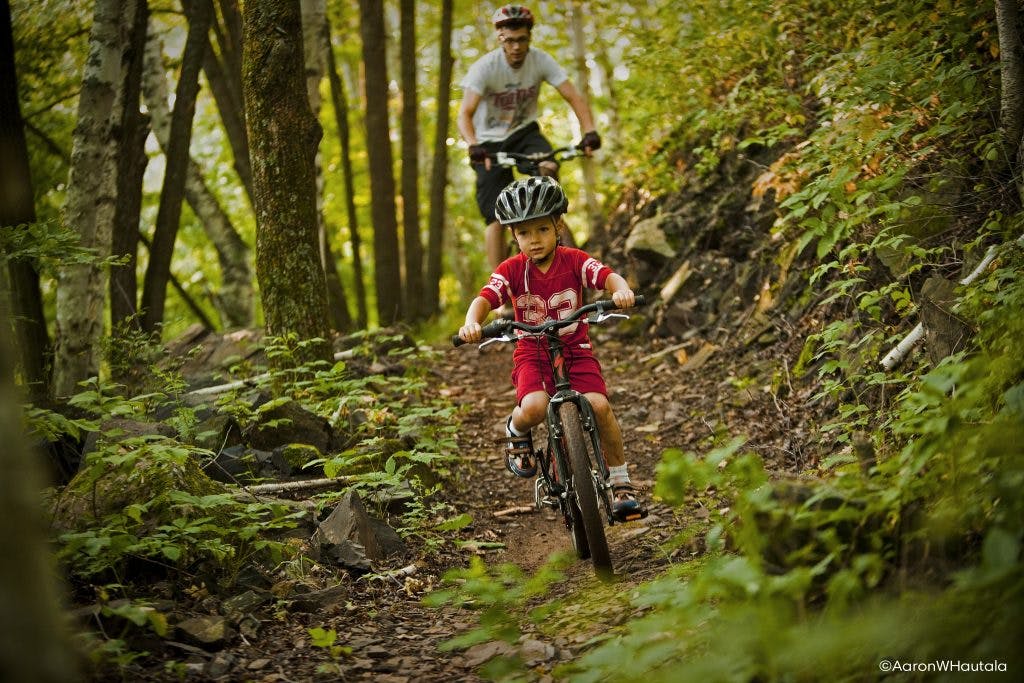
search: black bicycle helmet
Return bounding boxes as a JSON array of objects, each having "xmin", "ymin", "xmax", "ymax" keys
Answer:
[
  {"xmin": 495, "ymin": 176, "xmax": 568, "ymax": 225},
  {"xmin": 492, "ymin": 5, "xmax": 535, "ymax": 30}
]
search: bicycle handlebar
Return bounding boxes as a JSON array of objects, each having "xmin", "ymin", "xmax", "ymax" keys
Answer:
[
  {"xmin": 487, "ymin": 145, "xmax": 586, "ymax": 167},
  {"xmin": 451, "ymin": 295, "xmax": 647, "ymax": 347}
]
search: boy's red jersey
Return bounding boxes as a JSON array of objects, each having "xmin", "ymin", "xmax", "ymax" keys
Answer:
[{"xmin": 479, "ymin": 246, "xmax": 612, "ymax": 353}]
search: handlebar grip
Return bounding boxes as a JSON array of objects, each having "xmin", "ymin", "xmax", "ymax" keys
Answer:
[
  {"xmin": 635, "ymin": 294, "xmax": 647, "ymax": 307},
  {"xmin": 451, "ymin": 319, "xmax": 511, "ymax": 348}
]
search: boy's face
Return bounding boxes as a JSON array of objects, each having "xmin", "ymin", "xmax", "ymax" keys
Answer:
[
  {"xmin": 511, "ymin": 216, "xmax": 558, "ymax": 266},
  {"xmin": 499, "ymin": 27, "xmax": 530, "ymax": 68}
]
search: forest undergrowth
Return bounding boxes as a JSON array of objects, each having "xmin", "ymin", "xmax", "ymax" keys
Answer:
[{"xmin": 8, "ymin": 0, "xmax": 1024, "ymax": 680}]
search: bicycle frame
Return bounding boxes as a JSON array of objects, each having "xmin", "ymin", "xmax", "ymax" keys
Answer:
[{"xmin": 538, "ymin": 330, "xmax": 614, "ymax": 526}]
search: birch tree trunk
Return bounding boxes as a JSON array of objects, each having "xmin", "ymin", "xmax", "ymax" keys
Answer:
[
  {"xmin": 0, "ymin": 289, "xmax": 78, "ymax": 682},
  {"xmin": 400, "ymin": 0, "xmax": 423, "ymax": 317},
  {"xmin": 324, "ymin": 15, "xmax": 369, "ymax": 328},
  {"xmin": 358, "ymin": 0, "xmax": 403, "ymax": 324},
  {"xmin": 302, "ymin": 0, "xmax": 352, "ymax": 332},
  {"xmin": 142, "ymin": 33, "xmax": 253, "ymax": 329},
  {"xmin": 996, "ymin": 0, "xmax": 1024, "ymax": 201},
  {"xmin": 243, "ymin": 0, "xmax": 331, "ymax": 364},
  {"xmin": 141, "ymin": 0, "xmax": 212, "ymax": 333},
  {"xmin": 0, "ymin": 0, "xmax": 50, "ymax": 404},
  {"xmin": 424, "ymin": 0, "xmax": 453, "ymax": 317},
  {"xmin": 570, "ymin": 1, "xmax": 601, "ymax": 243},
  {"xmin": 53, "ymin": 0, "xmax": 139, "ymax": 398}
]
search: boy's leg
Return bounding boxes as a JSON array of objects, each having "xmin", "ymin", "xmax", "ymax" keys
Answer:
[
  {"xmin": 505, "ymin": 391, "xmax": 549, "ymax": 478},
  {"xmin": 511, "ymin": 390, "xmax": 548, "ymax": 433},
  {"xmin": 585, "ymin": 392, "xmax": 624, "ymax": 467},
  {"xmin": 586, "ymin": 391, "xmax": 648, "ymax": 521}
]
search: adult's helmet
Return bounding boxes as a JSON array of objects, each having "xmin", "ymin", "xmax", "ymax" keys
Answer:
[
  {"xmin": 495, "ymin": 176, "xmax": 568, "ymax": 225},
  {"xmin": 492, "ymin": 5, "xmax": 534, "ymax": 30}
]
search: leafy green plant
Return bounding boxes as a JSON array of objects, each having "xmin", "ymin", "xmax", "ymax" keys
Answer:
[
  {"xmin": 307, "ymin": 626, "xmax": 352, "ymax": 675},
  {"xmin": 424, "ymin": 554, "xmax": 573, "ymax": 677},
  {"xmin": 55, "ymin": 435, "xmax": 303, "ymax": 584}
]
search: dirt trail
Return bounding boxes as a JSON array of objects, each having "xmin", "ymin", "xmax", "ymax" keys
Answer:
[{"xmin": 123, "ymin": 319, "xmax": 805, "ymax": 681}]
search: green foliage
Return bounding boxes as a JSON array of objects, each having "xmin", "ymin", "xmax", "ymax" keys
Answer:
[
  {"xmin": 424, "ymin": 555, "xmax": 573, "ymax": 659},
  {"xmin": 56, "ymin": 436, "xmax": 303, "ymax": 583},
  {"xmin": 307, "ymin": 626, "xmax": 352, "ymax": 675},
  {"xmin": 0, "ymin": 219, "xmax": 125, "ymax": 271}
]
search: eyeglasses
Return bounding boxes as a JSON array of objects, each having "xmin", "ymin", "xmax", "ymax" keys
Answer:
[{"xmin": 501, "ymin": 35, "xmax": 530, "ymax": 46}]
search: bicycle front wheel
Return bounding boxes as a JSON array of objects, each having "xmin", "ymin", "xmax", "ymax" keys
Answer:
[{"xmin": 559, "ymin": 402, "xmax": 613, "ymax": 581}]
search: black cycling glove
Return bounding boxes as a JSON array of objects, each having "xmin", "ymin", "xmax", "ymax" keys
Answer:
[
  {"xmin": 468, "ymin": 144, "xmax": 488, "ymax": 164},
  {"xmin": 578, "ymin": 130, "xmax": 602, "ymax": 152}
]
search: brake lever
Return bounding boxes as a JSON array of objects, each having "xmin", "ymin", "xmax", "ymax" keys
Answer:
[
  {"xmin": 588, "ymin": 312, "xmax": 629, "ymax": 324},
  {"xmin": 480, "ymin": 334, "xmax": 515, "ymax": 350}
]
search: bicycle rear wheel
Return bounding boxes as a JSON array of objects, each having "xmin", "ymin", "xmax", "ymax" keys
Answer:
[{"xmin": 559, "ymin": 402, "xmax": 613, "ymax": 580}]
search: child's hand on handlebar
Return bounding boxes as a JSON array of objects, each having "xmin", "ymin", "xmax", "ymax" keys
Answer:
[
  {"xmin": 611, "ymin": 288, "xmax": 635, "ymax": 309},
  {"xmin": 459, "ymin": 321, "xmax": 483, "ymax": 343}
]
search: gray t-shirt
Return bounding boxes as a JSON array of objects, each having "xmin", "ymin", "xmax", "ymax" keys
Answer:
[{"xmin": 461, "ymin": 47, "xmax": 568, "ymax": 142}]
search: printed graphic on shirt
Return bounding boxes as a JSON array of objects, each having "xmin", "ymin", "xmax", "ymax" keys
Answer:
[
  {"xmin": 461, "ymin": 49, "xmax": 568, "ymax": 142},
  {"xmin": 478, "ymin": 248, "xmax": 612, "ymax": 349}
]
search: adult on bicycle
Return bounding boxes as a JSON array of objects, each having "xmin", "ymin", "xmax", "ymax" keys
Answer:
[{"xmin": 457, "ymin": 4, "xmax": 602, "ymax": 274}]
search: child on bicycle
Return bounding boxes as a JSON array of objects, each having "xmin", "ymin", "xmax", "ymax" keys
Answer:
[{"xmin": 458, "ymin": 176, "xmax": 646, "ymax": 520}]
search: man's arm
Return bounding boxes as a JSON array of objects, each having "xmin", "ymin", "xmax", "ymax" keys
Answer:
[
  {"xmin": 458, "ymin": 89, "xmax": 491, "ymax": 169},
  {"xmin": 457, "ymin": 89, "xmax": 482, "ymax": 145},
  {"xmin": 555, "ymin": 79, "xmax": 596, "ymax": 137}
]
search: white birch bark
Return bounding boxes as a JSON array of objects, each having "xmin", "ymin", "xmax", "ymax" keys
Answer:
[
  {"xmin": 53, "ymin": 0, "xmax": 137, "ymax": 398},
  {"xmin": 141, "ymin": 34, "xmax": 253, "ymax": 329}
]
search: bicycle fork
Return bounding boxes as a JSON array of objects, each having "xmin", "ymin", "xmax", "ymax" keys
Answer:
[{"xmin": 533, "ymin": 392, "xmax": 615, "ymax": 525}]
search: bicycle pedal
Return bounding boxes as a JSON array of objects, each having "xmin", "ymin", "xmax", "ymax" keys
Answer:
[{"xmin": 612, "ymin": 508, "xmax": 649, "ymax": 523}]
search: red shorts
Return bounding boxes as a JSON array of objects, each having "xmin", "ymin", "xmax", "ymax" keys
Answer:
[{"xmin": 511, "ymin": 346, "xmax": 607, "ymax": 403}]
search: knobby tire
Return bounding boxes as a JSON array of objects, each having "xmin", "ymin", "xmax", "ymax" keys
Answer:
[{"xmin": 559, "ymin": 402, "xmax": 613, "ymax": 580}]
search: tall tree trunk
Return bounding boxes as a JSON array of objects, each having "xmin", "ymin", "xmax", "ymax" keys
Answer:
[
  {"xmin": 302, "ymin": 0, "xmax": 352, "ymax": 333},
  {"xmin": 570, "ymin": 0, "xmax": 601, "ymax": 244},
  {"xmin": 0, "ymin": 0, "xmax": 50, "ymax": 404},
  {"xmin": 54, "ymin": 0, "xmax": 140, "ymax": 398},
  {"xmin": 324, "ymin": 14, "xmax": 368, "ymax": 329},
  {"xmin": 358, "ymin": 0, "xmax": 403, "ymax": 325},
  {"xmin": 400, "ymin": 0, "xmax": 423, "ymax": 318},
  {"xmin": 243, "ymin": 0, "xmax": 331, "ymax": 364},
  {"xmin": 186, "ymin": 0, "xmax": 254, "ymax": 203},
  {"xmin": 142, "ymin": 33, "xmax": 253, "ymax": 329},
  {"xmin": 996, "ymin": 0, "xmax": 1024, "ymax": 201},
  {"xmin": 0, "ymin": 285, "xmax": 78, "ymax": 683},
  {"xmin": 591, "ymin": 27, "xmax": 621, "ymax": 154},
  {"xmin": 109, "ymin": 0, "xmax": 150, "ymax": 336},
  {"xmin": 141, "ymin": 0, "xmax": 211, "ymax": 333},
  {"xmin": 424, "ymin": 0, "xmax": 453, "ymax": 317}
]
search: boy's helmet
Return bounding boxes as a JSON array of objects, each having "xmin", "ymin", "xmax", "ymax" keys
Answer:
[
  {"xmin": 495, "ymin": 176, "xmax": 568, "ymax": 225},
  {"xmin": 492, "ymin": 5, "xmax": 534, "ymax": 30}
]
